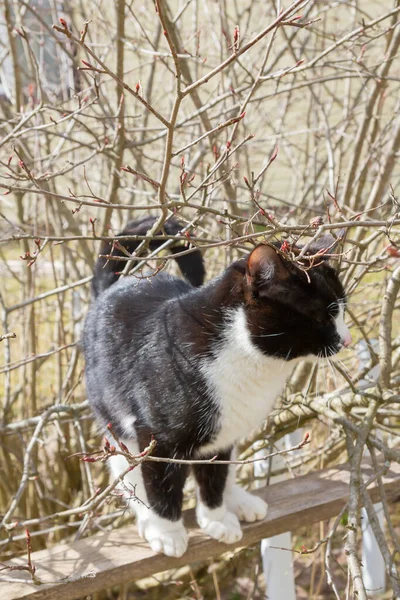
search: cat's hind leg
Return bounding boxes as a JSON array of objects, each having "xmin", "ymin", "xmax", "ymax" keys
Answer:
[
  {"xmin": 193, "ymin": 450, "xmax": 243, "ymax": 545},
  {"xmin": 224, "ymin": 450, "xmax": 268, "ymax": 523},
  {"xmin": 108, "ymin": 437, "xmax": 189, "ymax": 558}
]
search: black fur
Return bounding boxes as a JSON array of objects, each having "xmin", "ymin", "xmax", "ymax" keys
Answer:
[
  {"xmin": 92, "ymin": 216, "xmax": 205, "ymax": 297},
  {"xmin": 83, "ymin": 220, "xmax": 346, "ymax": 523}
]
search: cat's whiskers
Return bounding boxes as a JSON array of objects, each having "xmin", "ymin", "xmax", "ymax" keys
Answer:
[
  {"xmin": 315, "ymin": 348, "xmax": 331, "ymax": 399},
  {"xmin": 315, "ymin": 353, "xmax": 322, "ymax": 399},
  {"xmin": 284, "ymin": 348, "xmax": 292, "ymax": 363},
  {"xmin": 326, "ymin": 355, "xmax": 338, "ymax": 390},
  {"xmin": 301, "ymin": 359, "xmax": 318, "ymax": 404},
  {"xmin": 327, "ymin": 301, "xmax": 338, "ymax": 314},
  {"xmin": 328, "ymin": 343, "xmax": 355, "ymax": 388},
  {"xmin": 320, "ymin": 348, "xmax": 332, "ymax": 397},
  {"xmin": 255, "ymin": 332, "xmax": 286, "ymax": 338},
  {"xmin": 321, "ymin": 353, "xmax": 329, "ymax": 398},
  {"xmin": 321, "ymin": 348, "xmax": 330, "ymax": 395}
]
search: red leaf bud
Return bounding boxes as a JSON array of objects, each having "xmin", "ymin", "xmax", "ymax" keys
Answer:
[{"xmin": 386, "ymin": 245, "xmax": 400, "ymax": 258}]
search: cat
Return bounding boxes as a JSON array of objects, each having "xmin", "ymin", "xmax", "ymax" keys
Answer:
[{"xmin": 82, "ymin": 216, "xmax": 351, "ymax": 558}]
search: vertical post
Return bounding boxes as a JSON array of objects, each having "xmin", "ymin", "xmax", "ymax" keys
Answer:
[
  {"xmin": 356, "ymin": 340, "xmax": 386, "ymax": 595},
  {"xmin": 361, "ymin": 504, "xmax": 386, "ymax": 596},
  {"xmin": 261, "ymin": 532, "xmax": 296, "ymax": 600},
  {"xmin": 254, "ymin": 431, "xmax": 303, "ymax": 599}
]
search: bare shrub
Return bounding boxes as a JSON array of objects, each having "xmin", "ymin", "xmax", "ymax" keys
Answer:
[{"xmin": 0, "ymin": 0, "xmax": 399, "ymax": 597}]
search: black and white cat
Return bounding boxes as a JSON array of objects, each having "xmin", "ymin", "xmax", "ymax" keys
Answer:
[{"xmin": 82, "ymin": 216, "xmax": 351, "ymax": 557}]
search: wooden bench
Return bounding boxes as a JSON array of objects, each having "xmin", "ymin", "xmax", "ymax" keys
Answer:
[{"xmin": 3, "ymin": 461, "xmax": 400, "ymax": 600}]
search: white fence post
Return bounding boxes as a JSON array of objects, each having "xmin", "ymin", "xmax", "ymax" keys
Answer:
[
  {"xmin": 254, "ymin": 430, "xmax": 303, "ymax": 600},
  {"xmin": 260, "ymin": 532, "xmax": 296, "ymax": 600},
  {"xmin": 356, "ymin": 339, "xmax": 386, "ymax": 596},
  {"xmin": 362, "ymin": 504, "xmax": 386, "ymax": 596}
]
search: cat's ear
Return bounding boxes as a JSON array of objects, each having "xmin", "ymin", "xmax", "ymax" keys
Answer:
[
  {"xmin": 303, "ymin": 229, "xmax": 345, "ymax": 258},
  {"xmin": 246, "ymin": 244, "xmax": 289, "ymax": 292}
]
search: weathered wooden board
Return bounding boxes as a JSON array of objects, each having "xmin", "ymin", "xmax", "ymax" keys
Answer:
[{"xmin": 3, "ymin": 461, "xmax": 399, "ymax": 600}]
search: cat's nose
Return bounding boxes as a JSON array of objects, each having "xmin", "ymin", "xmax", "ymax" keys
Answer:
[{"xmin": 342, "ymin": 332, "xmax": 352, "ymax": 347}]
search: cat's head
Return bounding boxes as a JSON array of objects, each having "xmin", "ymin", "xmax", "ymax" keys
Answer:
[{"xmin": 243, "ymin": 236, "xmax": 351, "ymax": 360}]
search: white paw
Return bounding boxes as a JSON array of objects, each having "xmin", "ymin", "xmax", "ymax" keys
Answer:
[
  {"xmin": 196, "ymin": 504, "xmax": 243, "ymax": 544},
  {"xmin": 225, "ymin": 485, "xmax": 268, "ymax": 522},
  {"xmin": 137, "ymin": 514, "xmax": 188, "ymax": 558}
]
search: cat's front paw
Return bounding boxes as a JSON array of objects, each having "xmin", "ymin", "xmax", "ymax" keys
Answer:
[
  {"xmin": 225, "ymin": 485, "xmax": 268, "ymax": 522},
  {"xmin": 138, "ymin": 515, "xmax": 188, "ymax": 558},
  {"xmin": 196, "ymin": 504, "xmax": 243, "ymax": 544}
]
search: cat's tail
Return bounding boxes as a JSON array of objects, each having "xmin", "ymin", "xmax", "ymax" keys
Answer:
[{"xmin": 91, "ymin": 216, "xmax": 206, "ymax": 297}]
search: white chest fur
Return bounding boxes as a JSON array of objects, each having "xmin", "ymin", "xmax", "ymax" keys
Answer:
[{"xmin": 199, "ymin": 306, "xmax": 295, "ymax": 454}]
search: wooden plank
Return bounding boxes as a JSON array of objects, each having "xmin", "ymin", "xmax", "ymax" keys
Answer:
[{"xmin": 2, "ymin": 461, "xmax": 399, "ymax": 600}]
